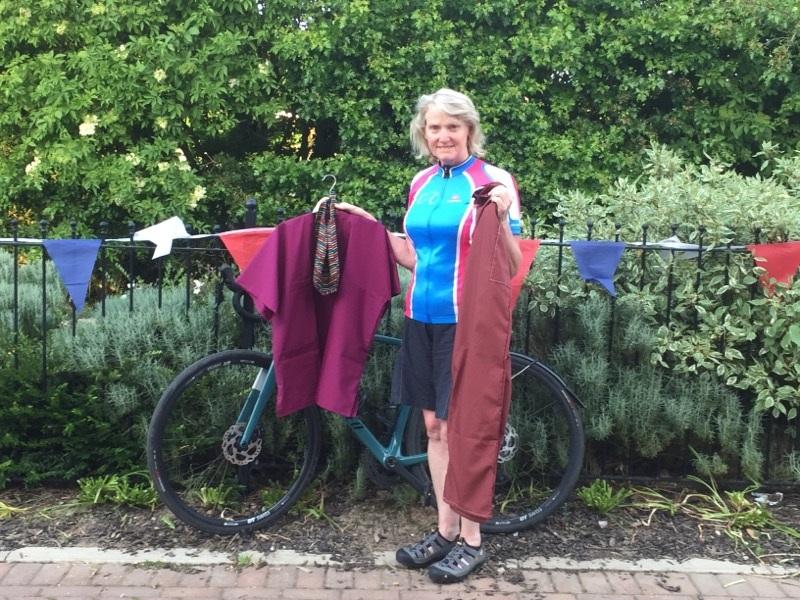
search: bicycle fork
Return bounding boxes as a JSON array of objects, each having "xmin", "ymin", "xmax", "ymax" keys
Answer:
[{"xmin": 235, "ymin": 362, "xmax": 275, "ymax": 446}]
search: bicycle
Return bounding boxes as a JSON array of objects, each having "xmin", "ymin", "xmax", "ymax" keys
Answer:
[{"xmin": 147, "ymin": 266, "xmax": 585, "ymax": 535}]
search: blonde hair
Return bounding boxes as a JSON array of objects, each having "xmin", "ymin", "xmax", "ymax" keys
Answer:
[{"xmin": 409, "ymin": 88, "xmax": 485, "ymax": 160}]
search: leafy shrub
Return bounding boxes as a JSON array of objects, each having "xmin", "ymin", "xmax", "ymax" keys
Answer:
[
  {"xmin": 522, "ymin": 147, "xmax": 800, "ymax": 480},
  {"xmin": 0, "ymin": 255, "xmax": 238, "ymax": 487}
]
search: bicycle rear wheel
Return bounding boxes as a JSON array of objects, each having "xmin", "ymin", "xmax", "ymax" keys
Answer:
[
  {"xmin": 406, "ymin": 353, "xmax": 584, "ymax": 533},
  {"xmin": 147, "ymin": 349, "xmax": 322, "ymax": 534}
]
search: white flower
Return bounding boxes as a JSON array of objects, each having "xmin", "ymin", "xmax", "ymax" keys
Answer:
[
  {"xmin": 175, "ymin": 148, "xmax": 187, "ymax": 162},
  {"xmin": 155, "ymin": 117, "xmax": 168, "ymax": 130},
  {"xmin": 25, "ymin": 155, "xmax": 41, "ymax": 176},
  {"xmin": 134, "ymin": 177, "xmax": 145, "ymax": 190},
  {"xmin": 18, "ymin": 8, "xmax": 31, "ymax": 19},
  {"xmin": 116, "ymin": 44, "xmax": 128, "ymax": 59},
  {"xmin": 90, "ymin": 3, "xmax": 106, "ymax": 16},
  {"xmin": 124, "ymin": 152, "xmax": 141, "ymax": 166},
  {"xmin": 228, "ymin": 78, "xmax": 239, "ymax": 88},
  {"xmin": 55, "ymin": 21, "xmax": 68, "ymax": 35},
  {"xmin": 79, "ymin": 114, "xmax": 99, "ymax": 136},
  {"xmin": 153, "ymin": 68, "xmax": 167, "ymax": 83},
  {"xmin": 188, "ymin": 185, "xmax": 206, "ymax": 208},
  {"xmin": 258, "ymin": 61, "xmax": 270, "ymax": 76},
  {"xmin": 157, "ymin": 162, "xmax": 170, "ymax": 171}
]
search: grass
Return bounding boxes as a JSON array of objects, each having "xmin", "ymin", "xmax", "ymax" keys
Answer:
[
  {"xmin": 577, "ymin": 479, "xmax": 632, "ymax": 514},
  {"xmin": 77, "ymin": 472, "xmax": 158, "ymax": 509},
  {"xmin": 0, "ymin": 500, "xmax": 29, "ymax": 519}
]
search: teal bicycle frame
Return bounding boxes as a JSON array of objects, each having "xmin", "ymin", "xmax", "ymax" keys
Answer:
[{"xmin": 233, "ymin": 333, "xmax": 431, "ymax": 495}]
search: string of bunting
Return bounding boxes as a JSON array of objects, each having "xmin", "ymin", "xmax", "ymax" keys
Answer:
[{"xmin": 2, "ymin": 217, "xmax": 799, "ymax": 313}]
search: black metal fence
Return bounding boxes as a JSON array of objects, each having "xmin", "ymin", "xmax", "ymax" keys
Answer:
[{"xmin": 2, "ymin": 201, "xmax": 799, "ymax": 486}]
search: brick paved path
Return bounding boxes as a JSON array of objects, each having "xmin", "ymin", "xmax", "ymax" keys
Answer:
[{"xmin": 1, "ymin": 561, "xmax": 798, "ymax": 599}]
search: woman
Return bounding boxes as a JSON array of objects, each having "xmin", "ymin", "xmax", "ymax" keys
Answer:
[{"xmin": 338, "ymin": 88, "xmax": 521, "ymax": 583}]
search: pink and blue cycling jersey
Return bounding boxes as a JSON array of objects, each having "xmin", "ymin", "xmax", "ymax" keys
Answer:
[{"xmin": 403, "ymin": 155, "xmax": 522, "ymax": 324}]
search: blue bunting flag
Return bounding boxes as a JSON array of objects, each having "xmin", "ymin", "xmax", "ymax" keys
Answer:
[
  {"xmin": 43, "ymin": 239, "xmax": 102, "ymax": 313},
  {"xmin": 570, "ymin": 240, "xmax": 626, "ymax": 296}
]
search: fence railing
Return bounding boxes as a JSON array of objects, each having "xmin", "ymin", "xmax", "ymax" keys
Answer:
[{"xmin": 2, "ymin": 201, "xmax": 799, "ymax": 486}]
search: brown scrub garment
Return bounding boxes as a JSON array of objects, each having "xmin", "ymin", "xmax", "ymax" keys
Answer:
[{"xmin": 443, "ymin": 184, "xmax": 514, "ymax": 523}]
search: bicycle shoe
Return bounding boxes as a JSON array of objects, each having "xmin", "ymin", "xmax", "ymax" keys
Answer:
[
  {"xmin": 395, "ymin": 530, "xmax": 456, "ymax": 569},
  {"xmin": 427, "ymin": 539, "xmax": 487, "ymax": 583}
]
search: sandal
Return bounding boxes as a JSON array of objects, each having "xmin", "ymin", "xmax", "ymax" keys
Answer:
[
  {"xmin": 427, "ymin": 539, "xmax": 487, "ymax": 583},
  {"xmin": 395, "ymin": 530, "xmax": 456, "ymax": 569}
]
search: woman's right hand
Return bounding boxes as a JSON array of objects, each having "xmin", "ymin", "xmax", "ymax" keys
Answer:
[{"xmin": 335, "ymin": 201, "xmax": 378, "ymax": 222}]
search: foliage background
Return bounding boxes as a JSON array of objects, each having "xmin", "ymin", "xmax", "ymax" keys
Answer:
[
  {"xmin": 1, "ymin": 1, "xmax": 800, "ymax": 487},
  {"xmin": 1, "ymin": 0, "xmax": 799, "ymax": 235}
]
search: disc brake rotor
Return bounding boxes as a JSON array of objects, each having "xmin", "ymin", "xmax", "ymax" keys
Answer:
[
  {"xmin": 497, "ymin": 422, "xmax": 519, "ymax": 464},
  {"xmin": 221, "ymin": 423, "xmax": 263, "ymax": 466}
]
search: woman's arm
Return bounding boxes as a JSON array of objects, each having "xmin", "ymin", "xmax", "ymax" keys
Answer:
[
  {"xmin": 387, "ymin": 232, "xmax": 416, "ymax": 270},
  {"xmin": 335, "ymin": 201, "xmax": 416, "ymax": 270},
  {"xmin": 500, "ymin": 221, "xmax": 521, "ymax": 274}
]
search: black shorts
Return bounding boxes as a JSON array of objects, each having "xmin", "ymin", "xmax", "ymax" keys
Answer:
[{"xmin": 396, "ymin": 317, "xmax": 456, "ymax": 420}]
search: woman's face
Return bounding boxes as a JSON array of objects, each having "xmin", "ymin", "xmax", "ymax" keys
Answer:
[{"xmin": 423, "ymin": 107, "xmax": 471, "ymax": 166}]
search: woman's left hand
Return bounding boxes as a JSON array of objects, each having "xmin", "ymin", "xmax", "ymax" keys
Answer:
[{"xmin": 488, "ymin": 185, "xmax": 513, "ymax": 220}]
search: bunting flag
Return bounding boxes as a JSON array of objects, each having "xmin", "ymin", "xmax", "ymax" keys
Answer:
[
  {"xmin": 133, "ymin": 216, "xmax": 191, "ymax": 259},
  {"xmin": 42, "ymin": 239, "xmax": 102, "ymax": 313},
  {"xmin": 655, "ymin": 235, "xmax": 700, "ymax": 261},
  {"xmin": 747, "ymin": 241, "xmax": 800, "ymax": 292},
  {"xmin": 511, "ymin": 239, "xmax": 541, "ymax": 308},
  {"xmin": 570, "ymin": 240, "xmax": 626, "ymax": 296},
  {"xmin": 219, "ymin": 227, "xmax": 275, "ymax": 270}
]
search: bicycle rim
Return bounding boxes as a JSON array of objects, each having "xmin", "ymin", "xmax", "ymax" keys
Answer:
[
  {"xmin": 482, "ymin": 354, "xmax": 584, "ymax": 533},
  {"xmin": 147, "ymin": 349, "xmax": 321, "ymax": 535}
]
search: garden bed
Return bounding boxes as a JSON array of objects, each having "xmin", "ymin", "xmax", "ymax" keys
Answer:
[{"xmin": 2, "ymin": 483, "xmax": 799, "ymax": 573}]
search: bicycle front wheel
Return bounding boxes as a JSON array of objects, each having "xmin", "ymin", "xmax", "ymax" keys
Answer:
[{"xmin": 147, "ymin": 349, "xmax": 322, "ymax": 535}]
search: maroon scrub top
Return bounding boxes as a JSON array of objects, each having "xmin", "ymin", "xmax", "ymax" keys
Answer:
[{"xmin": 237, "ymin": 211, "xmax": 400, "ymax": 418}]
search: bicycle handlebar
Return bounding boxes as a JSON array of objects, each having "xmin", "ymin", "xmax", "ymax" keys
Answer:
[{"xmin": 219, "ymin": 264, "xmax": 265, "ymax": 323}]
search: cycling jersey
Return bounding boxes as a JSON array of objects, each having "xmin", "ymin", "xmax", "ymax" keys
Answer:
[{"xmin": 403, "ymin": 155, "xmax": 521, "ymax": 324}]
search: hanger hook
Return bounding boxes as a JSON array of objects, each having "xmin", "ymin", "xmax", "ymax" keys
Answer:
[{"xmin": 322, "ymin": 173, "xmax": 337, "ymax": 196}]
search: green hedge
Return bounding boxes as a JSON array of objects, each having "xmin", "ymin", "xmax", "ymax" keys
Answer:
[{"xmin": 2, "ymin": 1, "xmax": 798, "ymax": 234}]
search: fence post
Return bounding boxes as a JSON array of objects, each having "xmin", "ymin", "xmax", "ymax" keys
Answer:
[
  {"xmin": 127, "ymin": 221, "xmax": 136, "ymax": 313},
  {"xmin": 212, "ymin": 224, "xmax": 223, "ymax": 351},
  {"xmin": 39, "ymin": 220, "xmax": 48, "ymax": 393},
  {"xmin": 70, "ymin": 220, "xmax": 78, "ymax": 336},
  {"xmin": 238, "ymin": 197, "xmax": 257, "ymax": 349},
  {"xmin": 665, "ymin": 223, "xmax": 679, "ymax": 326},
  {"xmin": 184, "ymin": 223, "xmax": 193, "ymax": 316},
  {"xmin": 607, "ymin": 222, "xmax": 622, "ymax": 358},
  {"xmin": 11, "ymin": 219, "xmax": 20, "ymax": 368},
  {"xmin": 693, "ymin": 225, "xmax": 706, "ymax": 329},
  {"xmin": 99, "ymin": 221, "xmax": 108, "ymax": 317},
  {"xmin": 639, "ymin": 223, "xmax": 649, "ymax": 291},
  {"xmin": 553, "ymin": 218, "xmax": 566, "ymax": 346}
]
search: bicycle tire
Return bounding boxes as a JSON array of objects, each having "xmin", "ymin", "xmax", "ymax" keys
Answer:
[
  {"xmin": 405, "ymin": 353, "xmax": 584, "ymax": 534},
  {"xmin": 147, "ymin": 349, "xmax": 322, "ymax": 535}
]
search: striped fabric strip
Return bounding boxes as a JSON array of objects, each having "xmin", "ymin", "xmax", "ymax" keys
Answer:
[{"xmin": 312, "ymin": 197, "xmax": 340, "ymax": 295}]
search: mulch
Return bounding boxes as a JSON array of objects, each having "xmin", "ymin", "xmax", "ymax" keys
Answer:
[{"xmin": 2, "ymin": 484, "xmax": 799, "ymax": 573}]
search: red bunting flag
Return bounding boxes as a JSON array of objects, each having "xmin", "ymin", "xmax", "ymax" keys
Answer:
[
  {"xmin": 511, "ymin": 239, "xmax": 541, "ymax": 308},
  {"xmin": 747, "ymin": 242, "xmax": 800, "ymax": 293},
  {"xmin": 219, "ymin": 228, "xmax": 275, "ymax": 270}
]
